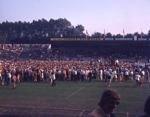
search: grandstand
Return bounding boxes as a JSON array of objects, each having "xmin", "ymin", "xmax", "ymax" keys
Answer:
[
  {"xmin": 50, "ymin": 37, "xmax": 150, "ymax": 58},
  {"xmin": 0, "ymin": 37, "xmax": 150, "ymax": 60}
]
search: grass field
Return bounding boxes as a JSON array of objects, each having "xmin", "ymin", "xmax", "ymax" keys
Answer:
[{"xmin": 0, "ymin": 80, "xmax": 150, "ymax": 117}]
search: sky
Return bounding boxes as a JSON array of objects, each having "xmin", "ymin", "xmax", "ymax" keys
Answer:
[{"xmin": 0, "ymin": 0, "xmax": 150, "ymax": 35}]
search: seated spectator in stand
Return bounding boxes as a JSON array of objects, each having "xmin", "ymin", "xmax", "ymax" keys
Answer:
[
  {"xmin": 137, "ymin": 96, "xmax": 150, "ymax": 117},
  {"xmin": 89, "ymin": 89, "xmax": 120, "ymax": 117}
]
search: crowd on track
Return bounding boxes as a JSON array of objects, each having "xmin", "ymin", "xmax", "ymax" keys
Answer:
[{"xmin": 0, "ymin": 44, "xmax": 150, "ymax": 89}]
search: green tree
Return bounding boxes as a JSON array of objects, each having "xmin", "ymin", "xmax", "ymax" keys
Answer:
[{"xmin": 91, "ymin": 32, "xmax": 102, "ymax": 38}]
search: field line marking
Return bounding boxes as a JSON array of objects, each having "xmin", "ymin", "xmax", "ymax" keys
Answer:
[
  {"xmin": 65, "ymin": 87, "xmax": 85, "ymax": 100},
  {"xmin": 78, "ymin": 109, "xmax": 85, "ymax": 116}
]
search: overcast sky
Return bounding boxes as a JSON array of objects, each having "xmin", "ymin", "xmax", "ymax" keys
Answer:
[{"xmin": 0, "ymin": 0, "xmax": 150, "ymax": 34}]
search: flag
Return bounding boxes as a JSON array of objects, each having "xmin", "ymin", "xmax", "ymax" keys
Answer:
[
  {"xmin": 86, "ymin": 30, "xmax": 89, "ymax": 36},
  {"xmin": 48, "ymin": 44, "xmax": 52, "ymax": 50},
  {"xmin": 104, "ymin": 29, "xmax": 106, "ymax": 39},
  {"xmin": 48, "ymin": 44, "xmax": 51, "ymax": 49},
  {"xmin": 85, "ymin": 30, "xmax": 89, "ymax": 39},
  {"xmin": 123, "ymin": 29, "xmax": 125, "ymax": 38},
  {"xmin": 141, "ymin": 30, "xmax": 143, "ymax": 39}
]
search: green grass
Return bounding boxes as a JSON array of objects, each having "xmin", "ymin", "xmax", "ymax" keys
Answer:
[{"xmin": 0, "ymin": 80, "xmax": 150, "ymax": 117}]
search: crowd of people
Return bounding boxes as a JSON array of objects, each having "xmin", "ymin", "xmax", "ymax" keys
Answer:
[
  {"xmin": 0, "ymin": 59, "xmax": 150, "ymax": 88},
  {"xmin": 0, "ymin": 45, "xmax": 150, "ymax": 89}
]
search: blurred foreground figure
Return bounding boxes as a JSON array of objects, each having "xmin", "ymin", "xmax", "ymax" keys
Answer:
[
  {"xmin": 137, "ymin": 96, "xmax": 150, "ymax": 117},
  {"xmin": 89, "ymin": 89, "xmax": 120, "ymax": 117}
]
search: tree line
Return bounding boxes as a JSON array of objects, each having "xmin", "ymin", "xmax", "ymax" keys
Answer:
[{"xmin": 0, "ymin": 18, "xmax": 150, "ymax": 43}]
